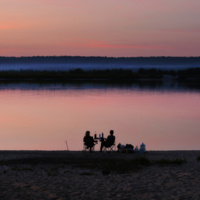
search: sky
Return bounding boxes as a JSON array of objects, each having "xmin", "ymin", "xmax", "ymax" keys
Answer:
[{"xmin": 0, "ymin": 0, "xmax": 200, "ymax": 57}]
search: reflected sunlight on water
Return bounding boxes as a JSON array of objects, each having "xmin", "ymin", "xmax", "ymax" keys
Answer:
[{"xmin": 0, "ymin": 82, "xmax": 200, "ymax": 150}]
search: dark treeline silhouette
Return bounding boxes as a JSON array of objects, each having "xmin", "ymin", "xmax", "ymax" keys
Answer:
[
  {"xmin": 0, "ymin": 67, "xmax": 200, "ymax": 82},
  {"xmin": 0, "ymin": 56, "xmax": 200, "ymax": 65},
  {"xmin": 0, "ymin": 68, "xmax": 136, "ymax": 80}
]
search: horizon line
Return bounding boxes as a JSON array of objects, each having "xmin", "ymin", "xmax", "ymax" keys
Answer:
[{"xmin": 1, "ymin": 56, "xmax": 200, "ymax": 58}]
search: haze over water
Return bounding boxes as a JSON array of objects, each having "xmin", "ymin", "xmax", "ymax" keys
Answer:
[{"xmin": 0, "ymin": 82, "xmax": 200, "ymax": 151}]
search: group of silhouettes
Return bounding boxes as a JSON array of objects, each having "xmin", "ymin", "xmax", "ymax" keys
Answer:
[{"xmin": 83, "ymin": 130, "xmax": 115, "ymax": 152}]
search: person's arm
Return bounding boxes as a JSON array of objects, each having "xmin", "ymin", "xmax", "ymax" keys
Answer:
[
  {"xmin": 93, "ymin": 137, "xmax": 97, "ymax": 143},
  {"xmin": 105, "ymin": 135, "xmax": 111, "ymax": 142},
  {"xmin": 106, "ymin": 135, "xmax": 110, "ymax": 141}
]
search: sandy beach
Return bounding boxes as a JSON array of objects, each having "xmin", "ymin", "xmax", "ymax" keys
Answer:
[{"xmin": 0, "ymin": 150, "xmax": 200, "ymax": 200}]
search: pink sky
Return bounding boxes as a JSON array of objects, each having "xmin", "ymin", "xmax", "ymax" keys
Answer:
[{"xmin": 0, "ymin": 0, "xmax": 200, "ymax": 57}]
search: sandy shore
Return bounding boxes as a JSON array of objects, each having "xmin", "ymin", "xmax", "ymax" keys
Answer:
[{"xmin": 0, "ymin": 150, "xmax": 200, "ymax": 200}]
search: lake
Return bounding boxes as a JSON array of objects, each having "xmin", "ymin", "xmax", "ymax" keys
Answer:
[{"xmin": 0, "ymin": 81, "xmax": 200, "ymax": 151}]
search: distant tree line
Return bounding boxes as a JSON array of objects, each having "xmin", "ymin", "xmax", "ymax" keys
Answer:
[{"xmin": 0, "ymin": 68, "xmax": 200, "ymax": 82}]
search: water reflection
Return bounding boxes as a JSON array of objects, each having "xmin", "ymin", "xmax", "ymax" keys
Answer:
[
  {"xmin": 0, "ymin": 81, "xmax": 200, "ymax": 93},
  {"xmin": 0, "ymin": 81, "xmax": 200, "ymax": 151}
]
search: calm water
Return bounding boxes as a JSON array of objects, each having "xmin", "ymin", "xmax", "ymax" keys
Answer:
[{"xmin": 0, "ymin": 82, "xmax": 200, "ymax": 151}]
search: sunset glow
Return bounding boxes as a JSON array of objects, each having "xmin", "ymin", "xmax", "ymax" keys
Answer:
[{"xmin": 0, "ymin": 0, "xmax": 200, "ymax": 57}]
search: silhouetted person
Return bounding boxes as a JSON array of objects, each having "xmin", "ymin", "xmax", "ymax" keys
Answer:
[
  {"xmin": 100, "ymin": 130, "xmax": 115, "ymax": 152},
  {"xmin": 83, "ymin": 131, "xmax": 97, "ymax": 152}
]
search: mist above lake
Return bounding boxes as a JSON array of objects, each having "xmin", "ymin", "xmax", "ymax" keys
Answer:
[
  {"xmin": 0, "ymin": 56, "xmax": 200, "ymax": 71},
  {"xmin": 1, "ymin": 63, "xmax": 200, "ymax": 71}
]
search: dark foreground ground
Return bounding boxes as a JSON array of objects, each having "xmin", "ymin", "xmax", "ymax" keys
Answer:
[{"xmin": 0, "ymin": 150, "xmax": 200, "ymax": 200}]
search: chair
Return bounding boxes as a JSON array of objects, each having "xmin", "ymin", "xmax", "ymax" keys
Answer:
[
  {"xmin": 83, "ymin": 144, "xmax": 95, "ymax": 152},
  {"xmin": 103, "ymin": 143, "xmax": 116, "ymax": 152},
  {"xmin": 83, "ymin": 136, "xmax": 97, "ymax": 152},
  {"xmin": 102, "ymin": 136, "xmax": 116, "ymax": 152}
]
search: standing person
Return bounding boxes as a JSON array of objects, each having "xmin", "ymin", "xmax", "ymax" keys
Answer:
[
  {"xmin": 100, "ymin": 130, "xmax": 115, "ymax": 152},
  {"xmin": 83, "ymin": 131, "xmax": 97, "ymax": 152}
]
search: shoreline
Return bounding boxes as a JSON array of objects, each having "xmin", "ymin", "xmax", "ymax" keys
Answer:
[
  {"xmin": 0, "ymin": 150, "xmax": 200, "ymax": 199},
  {"xmin": 1, "ymin": 150, "xmax": 200, "ymax": 199}
]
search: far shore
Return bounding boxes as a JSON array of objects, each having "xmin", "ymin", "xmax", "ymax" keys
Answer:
[{"xmin": 0, "ymin": 67, "xmax": 199, "ymax": 83}]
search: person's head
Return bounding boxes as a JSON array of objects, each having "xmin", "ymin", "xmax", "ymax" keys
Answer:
[
  {"xmin": 85, "ymin": 131, "xmax": 90, "ymax": 137},
  {"xmin": 110, "ymin": 130, "xmax": 114, "ymax": 135}
]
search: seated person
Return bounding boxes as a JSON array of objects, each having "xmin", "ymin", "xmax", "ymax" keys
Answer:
[
  {"xmin": 100, "ymin": 130, "xmax": 115, "ymax": 152},
  {"xmin": 83, "ymin": 131, "xmax": 97, "ymax": 152}
]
